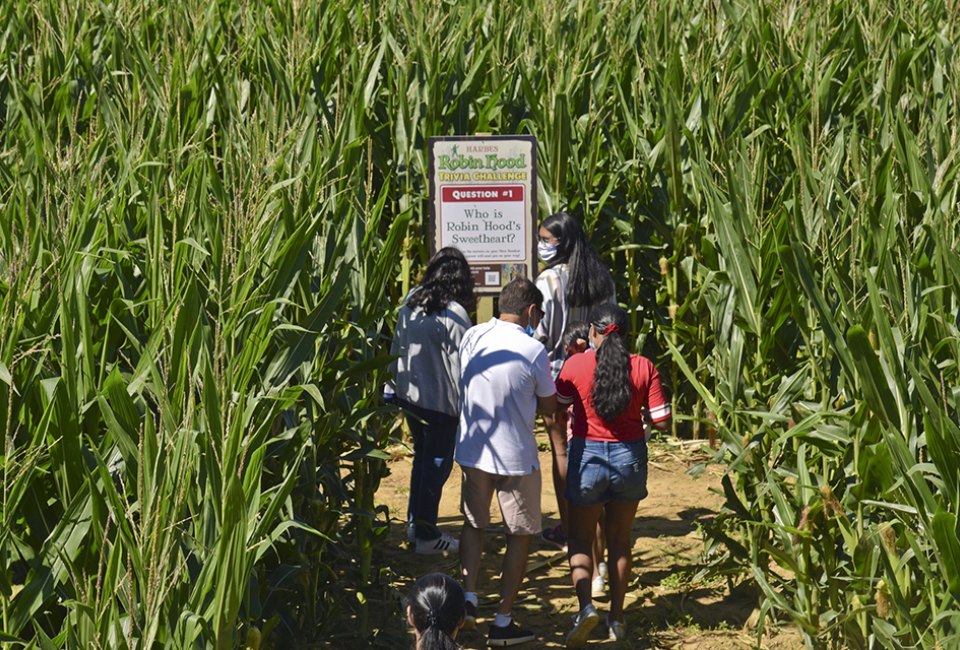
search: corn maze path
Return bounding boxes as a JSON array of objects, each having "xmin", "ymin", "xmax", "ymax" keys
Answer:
[{"xmin": 370, "ymin": 436, "xmax": 803, "ymax": 649}]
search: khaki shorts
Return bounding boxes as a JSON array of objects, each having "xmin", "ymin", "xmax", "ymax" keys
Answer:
[{"xmin": 460, "ymin": 465, "xmax": 542, "ymax": 535}]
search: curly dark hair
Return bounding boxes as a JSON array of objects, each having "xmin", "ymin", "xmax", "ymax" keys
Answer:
[
  {"xmin": 408, "ymin": 247, "xmax": 476, "ymax": 314},
  {"xmin": 589, "ymin": 304, "xmax": 632, "ymax": 421},
  {"xmin": 540, "ymin": 212, "xmax": 615, "ymax": 308}
]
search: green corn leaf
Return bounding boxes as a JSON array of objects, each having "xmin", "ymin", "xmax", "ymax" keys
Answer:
[
  {"xmin": 8, "ymin": 489, "xmax": 92, "ymax": 635},
  {"xmin": 931, "ymin": 509, "xmax": 960, "ymax": 601},
  {"xmin": 906, "ymin": 358, "xmax": 960, "ymax": 505},
  {"xmin": 212, "ymin": 476, "xmax": 248, "ymax": 649},
  {"xmin": 97, "ymin": 367, "xmax": 141, "ymax": 466},
  {"xmin": 550, "ymin": 93, "xmax": 570, "ymax": 199},
  {"xmin": 846, "ymin": 325, "xmax": 900, "ymax": 429}
]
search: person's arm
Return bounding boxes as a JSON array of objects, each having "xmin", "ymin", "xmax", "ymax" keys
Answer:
[
  {"xmin": 642, "ymin": 416, "xmax": 670, "ymax": 441},
  {"xmin": 551, "ymin": 364, "xmax": 579, "ymax": 477},
  {"xmin": 552, "ymin": 404, "xmax": 568, "ymax": 429},
  {"xmin": 387, "ymin": 307, "xmax": 407, "ymax": 397},
  {"xmin": 537, "ymin": 392, "xmax": 557, "ymax": 416},
  {"xmin": 389, "ymin": 307, "xmax": 404, "ymax": 360},
  {"xmin": 535, "ymin": 270, "xmax": 561, "ymax": 349},
  {"xmin": 651, "ymin": 416, "xmax": 671, "ymax": 432},
  {"xmin": 444, "ymin": 303, "xmax": 472, "ymax": 397},
  {"xmin": 542, "ymin": 408, "xmax": 567, "ymax": 476},
  {"xmin": 643, "ymin": 358, "xmax": 672, "ymax": 438},
  {"xmin": 534, "ymin": 350, "xmax": 560, "ymax": 455}
]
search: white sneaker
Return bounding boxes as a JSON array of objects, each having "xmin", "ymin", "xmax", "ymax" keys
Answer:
[
  {"xmin": 565, "ymin": 604, "xmax": 599, "ymax": 647},
  {"xmin": 591, "ymin": 575, "xmax": 605, "ymax": 598},
  {"xmin": 415, "ymin": 533, "xmax": 459, "ymax": 555}
]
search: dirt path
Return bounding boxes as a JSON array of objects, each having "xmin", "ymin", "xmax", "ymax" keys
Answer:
[{"xmin": 371, "ymin": 435, "xmax": 801, "ymax": 649}]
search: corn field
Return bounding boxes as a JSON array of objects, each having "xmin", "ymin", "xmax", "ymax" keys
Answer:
[{"xmin": 1, "ymin": 0, "xmax": 958, "ymax": 647}]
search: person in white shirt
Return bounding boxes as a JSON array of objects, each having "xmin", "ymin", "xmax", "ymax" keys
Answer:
[{"xmin": 455, "ymin": 278, "xmax": 557, "ymax": 647}]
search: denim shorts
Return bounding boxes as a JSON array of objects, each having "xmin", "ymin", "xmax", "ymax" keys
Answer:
[{"xmin": 565, "ymin": 438, "xmax": 648, "ymax": 506}]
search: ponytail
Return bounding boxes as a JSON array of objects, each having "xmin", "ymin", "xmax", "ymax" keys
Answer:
[
  {"xmin": 407, "ymin": 573, "xmax": 465, "ymax": 650},
  {"xmin": 589, "ymin": 304, "xmax": 632, "ymax": 421},
  {"xmin": 418, "ymin": 626, "xmax": 459, "ymax": 650}
]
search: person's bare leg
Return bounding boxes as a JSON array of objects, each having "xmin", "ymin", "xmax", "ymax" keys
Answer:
[
  {"xmin": 603, "ymin": 499, "xmax": 640, "ymax": 621},
  {"xmin": 460, "ymin": 524, "xmax": 485, "ymax": 594},
  {"xmin": 496, "ymin": 533, "xmax": 531, "ymax": 616},
  {"xmin": 592, "ymin": 512, "xmax": 606, "ymax": 580},
  {"xmin": 553, "ymin": 459, "xmax": 568, "ymax": 533},
  {"xmin": 567, "ymin": 502, "xmax": 604, "ymax": 610},
  {"xmin": 543, "ymin": 413, "xmax": 569, "ymax": 534}
]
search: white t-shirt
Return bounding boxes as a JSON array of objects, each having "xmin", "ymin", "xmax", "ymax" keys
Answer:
[{"xmin": 455, "ymin": 318, "xmax": 556, "ymax": 475}]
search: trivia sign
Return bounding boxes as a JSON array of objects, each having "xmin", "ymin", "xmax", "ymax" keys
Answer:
[{"xmin": 428, "ymin": 135, "xmax": 538, "ymax": 294}]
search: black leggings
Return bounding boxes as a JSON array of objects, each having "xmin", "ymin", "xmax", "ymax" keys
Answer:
[{"xmin": 401, "ymin": 401, "xmax": 458, "ymax": 540}]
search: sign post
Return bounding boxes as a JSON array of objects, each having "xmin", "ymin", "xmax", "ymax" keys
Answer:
[{"xmin": 428, "ymin": 136, "xmax": 538, "ymax": 304}]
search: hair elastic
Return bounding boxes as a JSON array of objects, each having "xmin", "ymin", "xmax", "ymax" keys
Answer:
[{"xmin": 602, "ymin": 323, "xmax": 620, "ymax": 336}]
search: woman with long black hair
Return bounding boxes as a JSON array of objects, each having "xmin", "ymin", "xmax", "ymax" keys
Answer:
[
  {"xmin": 406, "ymin": 573, "xmax": 466, "ymax": 649},
  {"xmin": 535, "ymin": 211, "xmax": 616, "ymax": 550},
  {"xmin": 535, "ymin": 211, "xmax": 616, "ymax": 377},
  {"xmin": 390, "ymin": 247, "xmax": 475, "ymax": 554},
  {"xmin": 554, "ymin": 304, "xmax": 671, "ymax": 646}
]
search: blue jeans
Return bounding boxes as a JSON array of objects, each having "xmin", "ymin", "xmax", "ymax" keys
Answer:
[
  {"xmin": 565, "ymin": 438, "xmax": 648, "ymax": 506},
  {"xmin": 400, "ymin": 400, "xmax": 458, "ymax": 540}
]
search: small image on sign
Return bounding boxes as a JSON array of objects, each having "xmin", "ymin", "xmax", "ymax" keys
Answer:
[
  {"xmin": 501, "ymin": 263, "xmax": 526, "ymax": 285},
  {"xmin": 484, "ymin": 271, "xmax": 501, "ymax": 285}
]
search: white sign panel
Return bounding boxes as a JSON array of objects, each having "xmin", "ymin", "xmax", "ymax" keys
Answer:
[
  {"xmin": 439, "ymin": 185, "xmax": 525, "ymax": 259},
  {"xmin": 429, "ymin": 136, "xmax": 538, "ymax": 294}
]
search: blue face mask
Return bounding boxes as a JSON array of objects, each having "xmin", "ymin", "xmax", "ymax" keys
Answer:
[{"xmin": 525, "ymin": 324, "xmax": 536, "ymax": 337}]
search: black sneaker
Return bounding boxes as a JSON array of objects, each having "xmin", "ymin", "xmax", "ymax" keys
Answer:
[
  {"xmin": 541, "ymin": 524, "xmax": 567, "ymax": 551},
  {"xmin": 487, "ymin": 620, "xmax": 535, "ymax": 646},
  {"xmin": 463, "ymin": 600, "xmax": 477, "ymax": 630}
]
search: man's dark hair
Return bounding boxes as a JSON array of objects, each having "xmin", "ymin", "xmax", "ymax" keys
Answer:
[{"xmin": 498, "ymin": 278, "xmax": 543, "ymax": 316}]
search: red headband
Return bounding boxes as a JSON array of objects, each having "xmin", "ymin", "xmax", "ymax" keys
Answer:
[{"xmin": 602, "ymin": 323, "xmax": 620, "ymax": 336}]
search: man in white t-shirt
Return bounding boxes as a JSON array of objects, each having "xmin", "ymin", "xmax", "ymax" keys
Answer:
[{"xmin": 456, "ymin": 278, "xmax": 557, "ymax": 647}]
